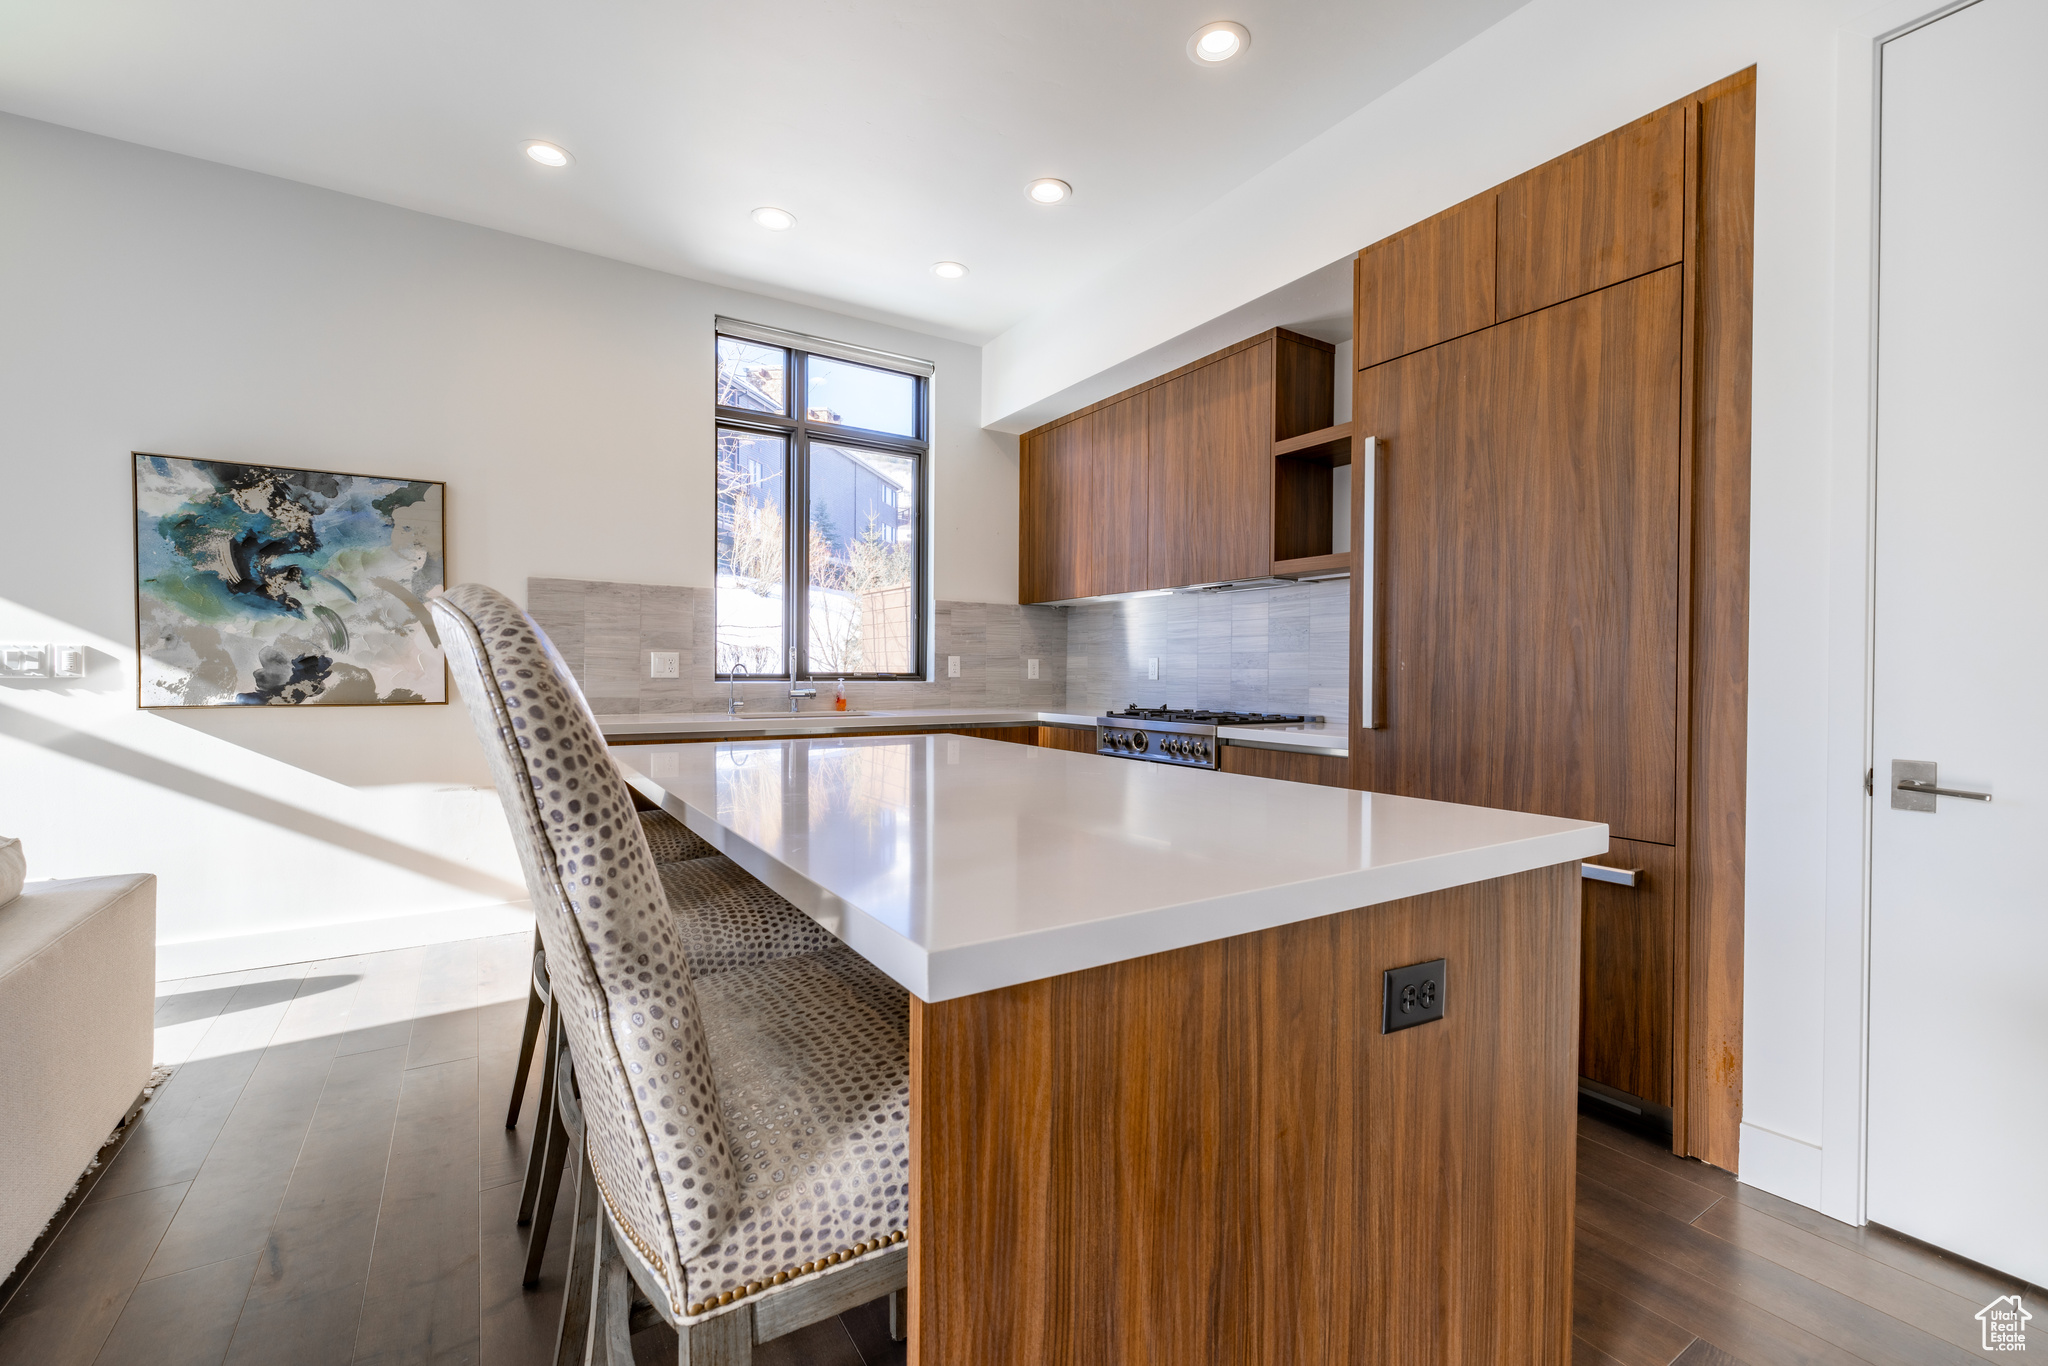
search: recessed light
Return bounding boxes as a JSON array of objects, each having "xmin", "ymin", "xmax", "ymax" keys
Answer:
[
  {"xmin": 751, "ymin": 206, "xmax": 796, "ymax": 231},
  {"xmin": 1187, "ymin": 21, "xmax": 1250, "ymax": 64},
  {"xmin": 1026, "ymin": 178, "xmax": 1071, "ymax": 205},
  {"xmin": 523, "ymin": 141, "xmax": 571, "ymax": 167},
  {"xmin": 931, "ymin": 261, "xmax": 969, "ymax": 279}
]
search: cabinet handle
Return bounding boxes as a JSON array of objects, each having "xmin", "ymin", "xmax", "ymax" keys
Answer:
[
  {"xmin": 1581, "ymin": 864, "xmax": 1641, "ymax": 887},
  {"xmin": 1358, "ymin": 435, "xmax": 1385, "ymax": 730}
]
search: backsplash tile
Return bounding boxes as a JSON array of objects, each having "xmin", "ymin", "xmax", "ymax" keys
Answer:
[
  {"xmin": 1063, "ymin": 579, "xmax": 1349, "ymax": 719},
  {"xmin": 525, "ymin": 576, "xmax": 1347, "ymax": 721},
  {"xmin": 526, "ymin": 578, "xmax": 1069, "ymax": 715}
]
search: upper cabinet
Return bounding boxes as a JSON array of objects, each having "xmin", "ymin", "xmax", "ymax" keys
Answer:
[
  {"xmin": 1354, "ymin": 191, "xmax": 1497, "ymax": 370},
  {"xmin": 1495, "ymin": 102, "xmax": 1686, "ymax": 321},
  {"xmin": 1354, "ymin": 103, "xmax": 1689, "ymax": 376},
  {"xmin": 1146, "ymin": 340, "xmax": 1273, "ymax": 590},
  {"xmin": 1019, "ymin": 329, "xmax": 1334, "ymax": 603}
]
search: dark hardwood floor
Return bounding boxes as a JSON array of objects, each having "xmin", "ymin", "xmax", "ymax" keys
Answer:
[{"xmin": 0, "ymin": 934, "xmax": 2031, "ymax": 1364}]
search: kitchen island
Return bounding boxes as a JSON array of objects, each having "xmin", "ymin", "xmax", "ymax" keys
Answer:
[{"xmin": 615, "ymin": 732, "xmax": 1605, "ymax": 1365}]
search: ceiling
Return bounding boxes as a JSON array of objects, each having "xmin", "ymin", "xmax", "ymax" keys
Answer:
[{"xmin": 0, "ymin": 0, "xmax": 1528, "ymax": 345}]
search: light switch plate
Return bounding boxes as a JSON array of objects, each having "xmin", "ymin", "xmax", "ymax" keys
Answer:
[
  {"xmin": 947, "ymin": 655, "xmax": 961, "ymax": 678},
  {"xmin": 1, "ymin": 643, "xmax": 49, "ymax": 678},
  {"xmin": 49, "ymin": 644, "xmax": 87, "ymax": 678},
  {"xmin": 648, "ymin": 651, "xmax": 680, "ymax": 679},
  {"xmin": 1026, "ymin": 658, "xmax": 1039, "ymax": 680},
  {"xmin": 1147, "ymin": 657, "xmax": 1159, "ymax": 680}
]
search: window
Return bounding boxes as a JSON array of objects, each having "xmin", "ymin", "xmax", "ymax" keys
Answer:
[{"xmin": 714, "ymin": 322, "xmax": 929, "ymax": 679}]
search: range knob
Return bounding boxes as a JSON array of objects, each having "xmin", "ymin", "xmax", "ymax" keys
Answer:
[
  {"xmin": 1169, "ymin": 738, "xmax": 1185, "ymax": 756},
  {"xmin": 1131, "ymin": 731, "xmax": 1149, "ymax": 753},
  {"xmin": 1192, "ymin": 740, "xmax": 1208, "ymax": 759},
  {"xmin": 1114, "ymin": 732, "xmax": 1130, "ymax": 749}
]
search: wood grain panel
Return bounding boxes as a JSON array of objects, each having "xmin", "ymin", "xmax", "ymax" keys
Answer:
[
  {"xmin": 1580, "ymin": 839, "xmax": 1678, "ymax": 1107},
  {"xmin": 1352, "ymin": 266, "xmax": 1684, "ymax": 842},
  {"xmin": 1036, "ymin": 725, "xmax": 1098, "ymax": 753},
  {"xmin": 1681, "ymin": 68, "xmax": 1754, "ymax": 1171},
  {"xmin": 1354, "ymin": 191, "xmax": 1497, "ymax": 370},
  {"xmin": 1147, "ymin": 341, "xmax": 1274, "ymax": 588},
  {"xmin": 1018, "ymin": 427, "xmax": 1067, "ymax": 604},
  {"xmin": 1050, "ymin": 942, "xmax": 1260, "ymax": 1364},
  {"xmin": 909, "ymin": 862, "xmax": 1581, "ymax": 1365},
  {"xmin": 1080, "ymin": 394, "xmax": 1151, "ymax": 596},
  {"xmin": 1497, "ymin": 102, "xmax": 1686, "ymax": 320},
  {"xmin": 1271, "ymin": 330, "xmax": 1337, "ymax": 441},
  {"xmin": 939, "ymin": 725, "xmax": 1038, "ymax": 746},
  {"xmin": 907, "ymin": 981, "xmax": 1053, "ymax": 1366},
  {"xmin": 1272, "ymin": 455, "xmax": 1334, "ymax": 563},
  {"xmin": 1218, "ymin": 744, "xmax": 1350, "ymax": 787}
]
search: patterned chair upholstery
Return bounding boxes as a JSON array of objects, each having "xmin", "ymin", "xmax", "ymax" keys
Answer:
[
  {"xmin": 639, "ymin": 810, "xmax": 715, "ymax": 865},
  {"xmin": 430, "ymin": 584, "xmax": 909, "ymax": 1356}
]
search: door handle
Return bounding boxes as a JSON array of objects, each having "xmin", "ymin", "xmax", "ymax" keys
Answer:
[
  {"xmin": 1891, "ymin": 759, "xmax": 1991, "ymax": 812},
  {"xmin": 1895, "ymin": 779, "xmax": 1991, "ymax": 802}
]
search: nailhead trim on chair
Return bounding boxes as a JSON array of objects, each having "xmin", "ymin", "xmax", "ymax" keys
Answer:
[{"xmin": 682, "ymin": 1229, "xmax": 909, "ymax": 1317}]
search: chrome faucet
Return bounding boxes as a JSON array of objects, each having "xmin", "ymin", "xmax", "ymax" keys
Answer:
[
  {"xmin": 788, "ymin": 684, "xmax": 817, "ymax": 713},
  {"xmin": 727, "ymin": 663, "xmax": 748, "ymax": 714}
]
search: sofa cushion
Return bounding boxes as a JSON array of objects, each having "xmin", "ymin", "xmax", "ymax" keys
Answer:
[{"xmin": 0, "ymin": 836, "xmax": 22, "ymax": 906}]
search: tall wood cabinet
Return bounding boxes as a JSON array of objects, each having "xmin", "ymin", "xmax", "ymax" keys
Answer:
[
  {"xmin": 1018, "ymin": 329, "xmax": 1336, "ymax": 603},
  {"xmin": 1350, "ymin": 70, "xmax": 1754, "ymax": 1169}
]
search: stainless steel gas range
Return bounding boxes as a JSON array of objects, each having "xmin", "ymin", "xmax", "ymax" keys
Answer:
[{"xmin": 1095, "ymin": 706, "xmax": 1313, "ymax": 770}]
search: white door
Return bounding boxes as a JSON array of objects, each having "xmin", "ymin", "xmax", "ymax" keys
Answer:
[{"xmin": 1868, "ymin": 0, "xmax": 2048, "ymax": 1285}]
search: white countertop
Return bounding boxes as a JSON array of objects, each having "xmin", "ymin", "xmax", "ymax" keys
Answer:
[
  {"xmin": 1213, "ymin": 720, "xmax": 1349, "ymax": 755},
  {"xmin": 599, "ymin": 707, "xmax": 1349, "ymax": 756},
  {"xmin": 616, "ymin": 733, "xmax": 1604, "ymax": 1002}
]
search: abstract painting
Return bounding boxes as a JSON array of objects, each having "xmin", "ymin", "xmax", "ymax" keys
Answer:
[{"xmin": 133, "ymin": 454, "xmax": 446, "ymax": 707}]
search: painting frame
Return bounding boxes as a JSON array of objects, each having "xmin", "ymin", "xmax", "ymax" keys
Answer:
[{"xmin": 131, "ymin": 452, "xmax": 450, "ymax": 710}]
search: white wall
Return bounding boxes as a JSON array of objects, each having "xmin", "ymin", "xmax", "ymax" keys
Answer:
[
  {"xmin": 0, "ymin": 111, "xmax": 1017, "ymax": 977},
  {"xmin": 981, "ymin": 0, "xmax": 1890, "ymax": 1223}
]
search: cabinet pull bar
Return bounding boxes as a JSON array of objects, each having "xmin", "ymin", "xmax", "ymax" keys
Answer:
[{"xmin": 1581, "ymin": 864, "xmax": 1642, "ymax": 887}]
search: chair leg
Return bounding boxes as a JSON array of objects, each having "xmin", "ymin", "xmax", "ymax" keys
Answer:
[
  {"xmin": 590, "ymin": 1220, "xmax": 637, "ymax": 1366},
  {"xmin": 680, "ymin": 1304, "xmax": 753, "ymax": 1365},
  {"xmin": 523, "ymin": 1083, "xmax": 571, "ymax": 1286},
  {"xmin": 507, "ymin": 932, "xmax": 546, "ymax": 1128},
  {"xmin": 888, "ymin": 1287, "xmax": 908, "ymax": 1342},
  {"xmin": 519, "ymin": 1008, "xmax": 562, "ymax": 1226},
  {"xmin": 549, "ymin": 1141, "xmax": 600, "ymax": 1366}
]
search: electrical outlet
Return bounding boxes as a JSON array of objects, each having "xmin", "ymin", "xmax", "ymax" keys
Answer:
[
  {"xmin": 947, "ymin": 655, "xmax": 961, "ymax": 678},
  {"xmin": 1147, "ymin": 657, "xmax": 1160, "ymax": 680},
  {"xmin": 1027, "ymin": 658, "xmax": 1039, "ymax": 680},
  {"xmin": 648, "ymin": 651, "xmax": 680, "ymax": 679},
  {"xmin": 1382, "ymin": 958, "xmax": 1447, "ymax": 1034}
]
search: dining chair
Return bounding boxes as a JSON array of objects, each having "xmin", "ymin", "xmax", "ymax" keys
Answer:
[
  {"xmin": 433, "ymin": 584, "xmax": 908, "ymax": 1364},
  {"xmin": 509, "ymin": 810, "xmax": 717, "ymax": 1128}
]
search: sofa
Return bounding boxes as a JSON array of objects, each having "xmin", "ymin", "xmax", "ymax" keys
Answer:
[{"xmin": 0, "ymin": 844, "xmax": 156, "ymax": 1278}]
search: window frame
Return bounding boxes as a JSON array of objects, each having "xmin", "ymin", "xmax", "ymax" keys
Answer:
[{"xmin": 715, "ymin": 336, "xmax": 930, "ymax": 681}]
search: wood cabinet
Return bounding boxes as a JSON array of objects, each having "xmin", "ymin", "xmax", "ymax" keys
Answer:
[
  {"xmin": 1038, "ymin": 725, "xmax": 1098, "ymax": 753},
  {"xmin": 1496, "ymin": 102, "xmax": 1686, "ymax": 322},
  {"xmin": 1353, "ymin": 266, "xmax": 1683, "ymax": 844},
  {"xmin": 1354, "ymin": 191, "xmax": 1497, "ymax": 370},
  {"xmin": 1146, "ymin": 342, "xmax": 1273, "ymax": 589},
  {"xmin": 1348, "ymin": 71, "xmax": 1754, "ymax": 1168},
  {"xmin": 1019, "ymin": 329, "xmax": 1335, "ymax": 603},
  {"xmin": 1219, "ymin": 744, "xmax": 1350, "ymax": 787},
  {"xmin": 1579, "ymin": 839, "xmax": 1677, "ymax": 1107}
]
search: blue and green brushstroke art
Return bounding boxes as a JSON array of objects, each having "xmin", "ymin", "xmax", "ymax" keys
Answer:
[{"xmin": 134, "ymin": 454, "xmax": 446, "ymax": 707}]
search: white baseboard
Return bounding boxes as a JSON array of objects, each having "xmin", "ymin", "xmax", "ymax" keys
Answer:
[
  {"xmin": 1738, "ymin": 1121, "xmax": 1825, "ymax": 1209},
  {"xmin": 155, "ymin": 900, "xmax": 534, "ymax": 980}
]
